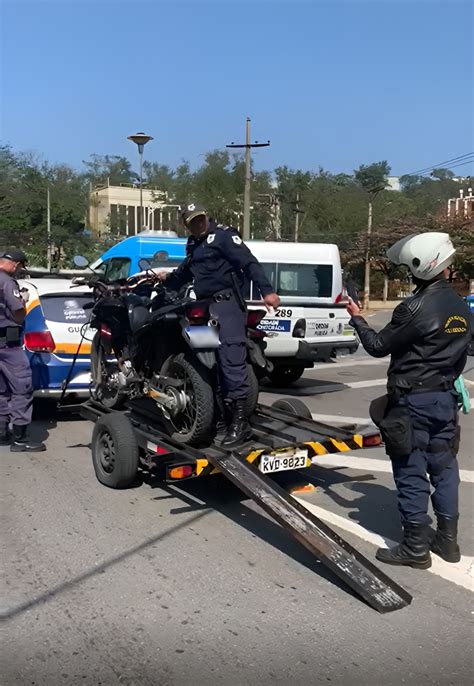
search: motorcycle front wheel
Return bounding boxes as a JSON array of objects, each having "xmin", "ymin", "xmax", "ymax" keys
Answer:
[
  {"xmin": 159, "ymin": 353, "xmax": 215, "ymax": 446},
  {"xmin": 90, "ymin": 332, "xmax": 126, "ymax": 410}
]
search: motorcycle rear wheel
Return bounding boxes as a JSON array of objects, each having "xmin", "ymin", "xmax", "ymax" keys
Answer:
[
  {"xmin": 159, "ymin": 353, "xmax": 215, "ymax": 446},
  {"xmin": 90, "ymin": 333, "xmax": 126, "ymax": 410}
]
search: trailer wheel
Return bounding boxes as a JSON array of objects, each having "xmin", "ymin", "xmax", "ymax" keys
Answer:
[
  {"xmin": 268, "ymin": 365, "xmax": 305, "ymax": 386},
  {"xmin": 92, "ymin": 414, "xmax": 139, "ymax": 489},
  {"xmin": 272, "ymin": 397, "xmax": 312, "ymax": 420}
]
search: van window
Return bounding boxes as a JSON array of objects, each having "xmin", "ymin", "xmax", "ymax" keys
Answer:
[
  {"xmin": 248, "ymin": 262, "xmax": 333, "ymax": 299},
  {"xmin": 105, "ymin": 257, "xmax": 131, "ymax": 281},
  {"xmin": 147, "ymin": 256, "xmax": 183, "ymax": 269},
  {"xmin": 277, "ymin": 263, "xmax": 332, "ymax": 298}
]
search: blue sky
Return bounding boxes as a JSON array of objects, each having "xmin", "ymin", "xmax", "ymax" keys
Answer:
[{"xmin": 2, "ymin": 0, "xmax": 473, "ymax": 177}]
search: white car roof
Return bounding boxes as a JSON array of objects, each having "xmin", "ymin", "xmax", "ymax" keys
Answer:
[
  {"xmin": 19, "ymin": 278, "xmax": 92, "ymax": 296},
  {"xmin": 247, "ymin": 241, "xmax": 340, "ymax": 264}
]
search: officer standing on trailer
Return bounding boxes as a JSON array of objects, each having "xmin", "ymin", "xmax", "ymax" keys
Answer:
[
  {"xmin": 157, "ymin": 203, "xmax": 280, "ymax": 447},
  {"xmin": 0, "ymin": 249, "xmax": 46, "ymax": 452},
  {"xmin": 347, "ymin": 233, "xmax": 470, "ymax": 569}
]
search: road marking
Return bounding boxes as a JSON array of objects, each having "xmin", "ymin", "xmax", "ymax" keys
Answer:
[
  {"xmin": 311, "ymin": 453, "xmax": 474, "ymax": 483},
  {"xmin": 293, "ymin": 497, "xmax": 474, "ymax": 591}
]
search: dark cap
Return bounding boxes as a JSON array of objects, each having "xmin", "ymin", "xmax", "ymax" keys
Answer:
[
  {"xmin": 181, "ymin": 203, "xmax": 207, "ymax": 225},
  {"xmin": 1, "ymin": 248, "xmax": 28, "ymax": 264}
]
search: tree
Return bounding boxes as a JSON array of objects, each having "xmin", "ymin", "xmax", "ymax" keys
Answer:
[
  {"xmin": 83, "ymin": 154, "xmax": 137, "ymax": 187},
  {"xmin": 354, "ymin": 161, "xmax": 391, "ymax": 193}
]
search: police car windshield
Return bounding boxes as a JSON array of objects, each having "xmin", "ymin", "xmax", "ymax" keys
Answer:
[{"xmin": 40, "ymin": 295, "xmax": 94, "ymax": 323}]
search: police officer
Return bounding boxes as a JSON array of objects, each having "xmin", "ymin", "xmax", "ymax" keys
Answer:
[
  {"xmin": 347, "ymin": 233, "xmax": 470, "ymax": 569},
  {"xmin": 0, "ymin": 249, "xmax": 46, "ymax": 452},
  {"xmin": 158, "ymin": 203, "xmax": 280, "ymax": 447}
]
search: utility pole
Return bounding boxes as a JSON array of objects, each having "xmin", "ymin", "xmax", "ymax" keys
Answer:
[
  {"xmin": 226, "ymin": 118, "xmax": 270, "ymax": 240},
  {"xmin": 292, "ymin": 192, "xmax": 305, "ymax": 242},
  {"xmin": 127, "ymin": 132, "xmax": 153, "ymax": 231},
  {"xmin": 363, "ymin": 199, "xmax": 373, "ymax": 310},
  {"xmin": 47, "ymin": 187, "xmax": 52, "ymax": 271}
]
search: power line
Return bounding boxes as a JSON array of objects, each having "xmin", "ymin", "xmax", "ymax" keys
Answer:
[
  {"xmin": 403, "ymin": 152, "xmax": 473, "ymax": 177},
  {"xmin": 418, "ymin": 159, "xmax": 474, "ymax": 177}
]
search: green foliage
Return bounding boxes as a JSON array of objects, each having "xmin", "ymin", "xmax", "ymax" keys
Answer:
[{"xmin": 2, "ymin": 144, "xmax": 470, "ymax": 281}]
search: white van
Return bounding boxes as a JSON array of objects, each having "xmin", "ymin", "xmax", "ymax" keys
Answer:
[{"xmin": 245, "ymin": 242, "xmax": 358, "ymax": 385}]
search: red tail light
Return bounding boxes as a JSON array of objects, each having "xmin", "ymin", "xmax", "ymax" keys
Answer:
[
  {"xmin": 363, "ymin": 434, "xmax": 382, "ymax": 447},
  {"xmin": 247, "ymin": 309, "xmax": 266, "ymax": 328},
  {"xmin": 99, "ymin": 324, "xmax": 112, "ymax": 339},
  {"xmin": 24, "ymin": 331, "xmax": 56, "ymax": 353},
  {"xmin": 335, "ymin": 291, "xmax": 350, "ymax": 304},
  {"xmin": 187, "ymin": 305, "xmax": 208, "ymax": 319}
]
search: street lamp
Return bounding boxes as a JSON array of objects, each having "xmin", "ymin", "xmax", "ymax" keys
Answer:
[{"xmin": 127, "ymin": 132, "xmax": 153, "ymax": 231}]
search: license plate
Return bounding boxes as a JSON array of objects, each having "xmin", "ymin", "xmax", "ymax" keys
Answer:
[
  {"xmin": 258, "ymin": 319, "xmax": 291, "ymax": 333},
  {"xmin": 258, "ymin": 449, "xmax": 309, "ymax": 474}
]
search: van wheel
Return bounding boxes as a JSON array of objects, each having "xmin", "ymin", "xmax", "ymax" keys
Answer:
[
  {"xmin": 268, "ymin": 365, "xmax": 305, "ymax": 386},
  {"xmin": 92, "ymin": 414, "xmax": 139, "ymax": 489},
  {"xmin": 271, "ymin": 398, "xmax": 312, "ymax": 420}
]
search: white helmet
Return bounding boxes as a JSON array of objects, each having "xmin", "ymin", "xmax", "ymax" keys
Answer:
[{"xmin": 386, "ymin": 232, "xmax": 455, "ymax": 280}]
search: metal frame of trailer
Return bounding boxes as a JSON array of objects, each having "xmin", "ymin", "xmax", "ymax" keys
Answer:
[{"xmin": 78, "ymin": 398, "xmax": 412, "ymax": 613}]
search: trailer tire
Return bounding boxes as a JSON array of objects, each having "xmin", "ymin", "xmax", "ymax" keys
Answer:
[
  {"xmin": 272, "ymin": 397, "xmax": 312, "ymax": 420},
  {"xmin": 268, "ymin": 365, "xmax": 305, "ymax": 386},
  {"xmin": 92, "ymin": 414, "xmax": 139, "ymax": 489}
]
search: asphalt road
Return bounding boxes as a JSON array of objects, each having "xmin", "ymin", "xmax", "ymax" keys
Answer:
[{"xmin": 2, "ymin": 311, "xmax": 473, "ymax": 685}]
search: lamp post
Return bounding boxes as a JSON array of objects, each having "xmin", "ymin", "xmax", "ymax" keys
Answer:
[{"xmin": 127, "ymin": 132, "xmax": 153, "ymax": 231}]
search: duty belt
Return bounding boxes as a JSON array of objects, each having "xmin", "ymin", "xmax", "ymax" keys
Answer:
[
  {"xmin": 0, "ymin": 326, "xmax": 22, "ymax": 348},
  {"xmin": 388, "ymin": 375, "xmax": 455, "ymax": 397}
]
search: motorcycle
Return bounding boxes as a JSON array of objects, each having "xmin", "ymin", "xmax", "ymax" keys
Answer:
[{"xmin": 72, "ymin": 255, "xmax": 270, "ymax": 446}]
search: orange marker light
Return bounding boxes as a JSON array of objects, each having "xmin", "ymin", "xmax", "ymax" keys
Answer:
[{"xmin": 168, "ymin": 465, "xmax": 194, "ymax": 480}]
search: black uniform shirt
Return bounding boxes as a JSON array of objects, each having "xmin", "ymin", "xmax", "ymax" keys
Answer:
[{"xmin": 166, "ymin": 221, "xmax": 273, "ymax": 299}]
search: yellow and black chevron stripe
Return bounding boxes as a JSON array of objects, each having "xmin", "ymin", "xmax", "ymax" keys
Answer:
[{"xmin": 305, "ymin": 434, "xmax": 363, "ymax": 456}]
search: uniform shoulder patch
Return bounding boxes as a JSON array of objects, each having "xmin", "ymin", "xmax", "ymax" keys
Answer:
[
  {"xmin": 232, "ymin": 235, "xmax": 242, "ymax": 245},
  {"xmin": 444, "ymin": 315, "xmax": 468, "ymax": 335},
  {"xmin": 207, "ymin": 234, "xmax": 215, "ymax": 244}
]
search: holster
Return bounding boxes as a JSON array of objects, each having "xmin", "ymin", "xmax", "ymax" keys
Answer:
[{"xmin": 378, "ymin": 403, "xmax": 414, "ymax": 459}]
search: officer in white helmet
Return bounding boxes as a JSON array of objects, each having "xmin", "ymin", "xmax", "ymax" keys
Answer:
[{"xmin": 347, "ymin": 232, "xmax": 471, "ymax": 569}]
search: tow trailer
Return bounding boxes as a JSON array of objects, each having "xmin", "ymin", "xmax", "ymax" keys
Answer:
[{"xmin": 79, "ymin": 397, "xmax": 412, "ymax": 613}]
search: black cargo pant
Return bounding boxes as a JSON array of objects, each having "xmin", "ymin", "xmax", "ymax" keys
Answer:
[
  {"xmin": 209, "ymin": 295, "xmax": 249, "ymax": 401},
  {"xmin": 390, "ymin": 391, "xmax": 460, "ymax": 525}
]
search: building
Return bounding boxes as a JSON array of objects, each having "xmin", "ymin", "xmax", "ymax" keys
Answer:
[
  {"xmin": 89, "ymin": 181, "xmax": 180, "ymax": 236},
  {"xmin": 447, "ymin": 187, "xmax": 473, "ymax": 218},
  {"xmin": 386, "ymin": 176, "xmax": 401, "ymax": 192}
]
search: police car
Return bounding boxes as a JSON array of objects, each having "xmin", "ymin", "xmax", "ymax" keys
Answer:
[{"xmin": 18, "ymin": 278, "xmax": 94, "ymax": 399}]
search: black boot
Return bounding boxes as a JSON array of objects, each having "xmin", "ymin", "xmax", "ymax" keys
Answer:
[
  {"xmin": 376, "ymin": 522, "xmax": 432, "ymax": 569},
  {"xmin": 431, "ymin": 514, "xmax": 461, "ymax": 563},
  {"xmin": 221, "ymin": 399, "xmax": 252, "ymax": 448},
  {"xmin": 10, "ymin": 425, "xmax": 46, "ymax": 453},
  {"xmin": 0, "ymin": 420, "xmax": 10, "ymax": 446},
  {"xmin": 214, "ymin": 399, "xmax": 232, "ymax": 445}
]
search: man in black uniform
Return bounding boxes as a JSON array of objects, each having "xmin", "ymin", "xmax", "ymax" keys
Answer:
[
  {"xmin": 0, "ymin": 249, "xmax": 46, "ymax": 452},
  {"xmin": 157, "ymin": 203, "xmax": 280, "ymax": 447},
  {"xmin": 347, "ymin": 232, "xmax": 470, "ymax": 569}
]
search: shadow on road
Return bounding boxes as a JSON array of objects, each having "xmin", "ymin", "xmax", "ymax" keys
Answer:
[{"xmin": 259, "ymin": 377, "xmax": 347, "ymax": 397}]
